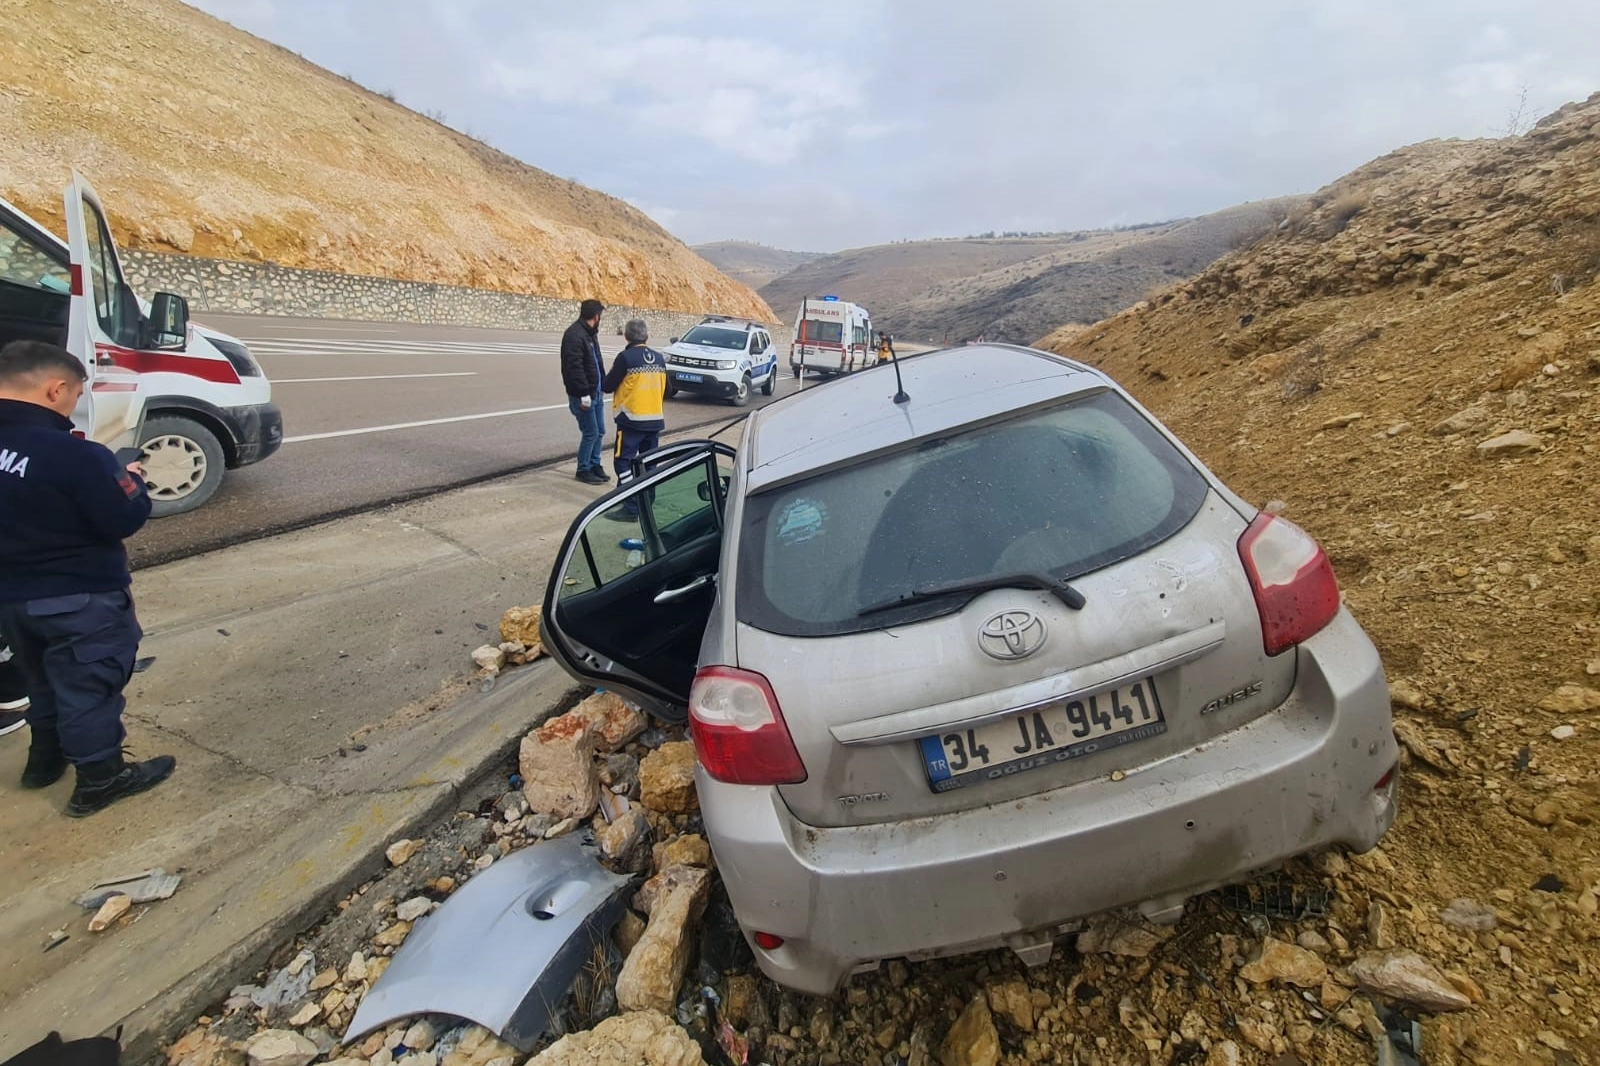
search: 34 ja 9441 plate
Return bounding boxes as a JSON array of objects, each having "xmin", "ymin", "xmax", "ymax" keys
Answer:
[{"xmin": 919, "ymin": 678, "xmax": 1166, "ymax": 793}]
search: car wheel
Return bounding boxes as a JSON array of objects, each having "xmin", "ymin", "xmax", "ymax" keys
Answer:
[
  {"xmin": 731, "ymin": 374, "xmax": 752, "ymax": 407},
  {"xmin": 791, "ymin": 366, "xmax": 801, "ymax": 379},
  {"xmin": 140, "ymin": 415, "xmax": 226, "ymax": 517},
  {"xmin": 760, "ymin": 373, "xmax": 774, "ymax": 396},
  {"xmin": 665, "ymin": 382, "xmax": 679, "ymax": 399}
]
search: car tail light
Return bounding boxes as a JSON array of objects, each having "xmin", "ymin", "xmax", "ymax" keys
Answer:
[
  {"xmin": 689, "ymin": 666, "xmax": 807, "ymax": 785},
  {"xmin": 1237, "ymin": 513, "xmax": 1341, "ymax": 656},
  {"xmin": 753, "ymin": 931, "xmax": 785, "ymax": 950}
]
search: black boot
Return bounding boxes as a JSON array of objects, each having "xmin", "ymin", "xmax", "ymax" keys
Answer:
[
  {"xmin": 66, "ymin": 751, "xmax": 176, "ymax": 817},
  {"xmin": 21, "ymin": 728, "xmax": 67, "ymax": 789}
]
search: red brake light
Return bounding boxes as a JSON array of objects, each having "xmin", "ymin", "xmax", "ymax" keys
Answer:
[
  {"xmin": 753, "ymin": 931, "xmax": 785, "ymax": 950},
  {"xmin": 1237, "ymin": 513, "xmax": 1341, "ymax": 656},
  {"xmin": 689, "ymin": 666, "xmax": 807, "ymax": 785}
]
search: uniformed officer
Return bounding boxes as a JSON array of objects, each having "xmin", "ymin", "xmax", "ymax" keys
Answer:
[{"xmin": 0, "ymin": 340, "xmax": 175, "ymax": 817}]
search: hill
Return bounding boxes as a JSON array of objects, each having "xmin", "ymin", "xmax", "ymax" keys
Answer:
[
  {"xmin": 1041, "ymin": 94, "xmax": 1600, "ymax": 1062},
  {"xmin": 0, "ymin": 0, "xmax": 772, "ymax": 320},
  {"xmin": 692, "ymin": 241, "xmax": 825, "ymax": 290},
  {"xmin": 758, "ymin": 200, "xmax": 1300, "ymax": 342}
]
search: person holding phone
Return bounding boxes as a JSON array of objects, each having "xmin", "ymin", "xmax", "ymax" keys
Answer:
[{"xmin": 0, "ymin": 340, "xmax": 175, "ymax": 817}]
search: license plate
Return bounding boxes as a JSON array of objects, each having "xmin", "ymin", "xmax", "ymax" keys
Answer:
[
  {"xmin": 920, "ymin": 678, "xmax": 1166, "ymax": 792},
  {"xmin": 674, "ymin": 372, "xmax": 704, "ymax": 383}
]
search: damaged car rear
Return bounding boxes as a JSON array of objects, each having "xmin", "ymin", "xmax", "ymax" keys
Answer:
[{"xmin": 540, "ymin": 343, "xmax": 1400, "ymax": 996}]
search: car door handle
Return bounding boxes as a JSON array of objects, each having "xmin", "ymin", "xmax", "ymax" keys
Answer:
[{"xmin": 654, "ymin": 574, "xmax": 713, "ymax": 604}]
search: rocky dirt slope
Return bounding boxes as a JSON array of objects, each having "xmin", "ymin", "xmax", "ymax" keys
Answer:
[
  {"xmin": 0, "ymin": 0, "xmax": 771, "ymax": 319},
  {"xmin": 1037, "ymin": 92, "xmax": 1600, "ymax": 1064}
]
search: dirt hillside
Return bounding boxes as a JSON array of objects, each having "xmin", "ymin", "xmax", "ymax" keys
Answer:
[
  {"xmin": 0, "ymin": 0, "xmax": 772, "ymax": 319},
  {"xmin": 693, "ymin": 241, "xmax": 826, "ymax": 290},
  {"xmin": 759, "ymin": 199, "xmax": 1302, "ymax": 343},
  {"xmin": 1034, "ymin": 93, "xmax": 1600, "ymax": 1063}
]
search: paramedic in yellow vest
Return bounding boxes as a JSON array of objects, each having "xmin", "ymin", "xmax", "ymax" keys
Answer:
[
  {"xmin": 877, "ymin": 331, "xmax": 895, "ymax": 362},
  {"xmin": 603, "ymin": 319, "xmax": 668, "ymax": 487}
]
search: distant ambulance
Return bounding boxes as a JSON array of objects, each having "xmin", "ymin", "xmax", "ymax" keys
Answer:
[
  {"xmin": 0, "ymin": 173, "xmax": 281, "ymax": 515},
  {"xmin": 789, "ymin": 296, "xmax": 874, "ymax": 377}
]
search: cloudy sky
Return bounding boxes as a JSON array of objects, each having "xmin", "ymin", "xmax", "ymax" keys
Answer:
[{"xmin": 187, "ymin": 0, "xmax": 1598, "ymax": 252}]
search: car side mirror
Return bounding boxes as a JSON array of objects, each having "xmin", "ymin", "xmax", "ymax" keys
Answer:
[
  {"xmin": 147, "ymin": 292, "xmax": 189, "ymax": 349},
  {"xmin": 670, "ymin": 337, "xmax": 679, "ymax": 345},
  {"xmin": 696, "ymin": 475, "xmax": 731, "ymax": 502}
]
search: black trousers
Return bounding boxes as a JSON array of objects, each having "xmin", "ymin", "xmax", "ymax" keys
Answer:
[{"xmin": 0, "ymin": 590, "xmax": 142, "ymax": 764}]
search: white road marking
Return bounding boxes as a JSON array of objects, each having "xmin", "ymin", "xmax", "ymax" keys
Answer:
[
  {"xmin": 272, "ymin": 372, "xmax": 479, "ymax": 383},
  {"xmin": 284, "ymin": 399, "xmax": 608, "ymax": 443}
]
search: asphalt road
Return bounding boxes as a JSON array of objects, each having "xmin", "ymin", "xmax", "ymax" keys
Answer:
[{"xmin": 127, "ymin": 313, "xmax": 809, "ymax": 567}]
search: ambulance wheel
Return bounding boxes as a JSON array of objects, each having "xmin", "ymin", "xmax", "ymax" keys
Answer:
[
  {"xmin": 760, "ymin": 373, "xmax": 774, "ymax": 396},
  {"xmin": 731, "ymin": 374, "xmax": 752, "ymax": 407},
  {"xmin": 140, "ymin": 415, "xmax": 225, "ymax": 517}
]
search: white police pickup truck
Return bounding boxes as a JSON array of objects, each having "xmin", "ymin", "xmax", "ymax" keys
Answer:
[{"xmin": 662, "ymin": 316, "xmax": 777, "ymax": 407}]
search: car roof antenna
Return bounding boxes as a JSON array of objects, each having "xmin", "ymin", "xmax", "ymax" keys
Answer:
[{"xmin": 885, "ymin": 336, "xmax": 910, "ymax": 405}]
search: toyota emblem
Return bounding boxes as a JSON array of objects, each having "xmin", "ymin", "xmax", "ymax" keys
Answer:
[{"xmin": 978, "ymin": 610, "xmax": 1047, "ymax": 660}]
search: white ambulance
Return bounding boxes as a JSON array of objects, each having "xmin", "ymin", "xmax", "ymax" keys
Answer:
[
  {"xmin": 0, "ymin": 174, "xmax": 281, "ymax": 515},
  {"xmin": 789, "ymin": 296, "xmax": 874, "ymax": 377}
]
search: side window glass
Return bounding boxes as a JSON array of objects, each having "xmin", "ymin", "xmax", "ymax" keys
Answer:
[
  {"xmin": 0, "ymin": 220, "xmax": 71, "ymax": 293},
  {"xmin": 79, "ymin": 202, "xmax": 125, "ymax": 339},
  {"xmin": 560, "ymin": 458, "xmax": 719, "ymax": 600}
]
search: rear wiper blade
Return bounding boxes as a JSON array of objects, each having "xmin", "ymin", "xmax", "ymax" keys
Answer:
[{"xmin": 857, "ymin": 571, "xmax": 1087, "ymax": 618}]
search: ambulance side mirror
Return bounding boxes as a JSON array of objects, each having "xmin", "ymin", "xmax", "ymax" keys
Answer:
[{"xmin": 147, "ymin": 292, "xmax": 189, "ymax": 350}]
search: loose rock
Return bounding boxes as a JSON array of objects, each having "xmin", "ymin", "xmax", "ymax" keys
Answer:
[
  {"xmin": 651, "ymin": 834, "xmax": 713, "ymax": 871},
  {"xmin": 88, "ymin": 894, "xmax": 131, "ymax": 932},
  {"xmin": 615, "ymin": 867, "xmax": 713, "ymax": 1012},
  {"xmin": 498, "ymin": 605, "xmax": 542, "ymax": 646},
  {"xmin": 1475, "ymin": 429, "xmax": 1543, "ymax": 457},
  {"xmin": 471, "ymin": 645, "xmax": 506, "ymax": 673},
  {"xmin": 385, "ymin": 839, "xmax": 421, "ymax": 867},
  {"xmin": 1348, "ymin": 950, "xmax": 1473, "ymax": 1012},
  {"xmin": 598, "ymin": 807, "xmax": 652, "ymax": 872},
  {"xmin": 940, "ymin": 993, "xmax": 1000, "ymax": 1066},
  {"xmin": 245, "ymin": 1031, "xmax": 319, "ymax": 1066},
  {"xmin": 526, "ymin": 1010, "xmax": 705, "ymax": 1065},
  {"xmin": 1239, "ymin": 937, "xmax": 1329, "ymax": 988},
  {"xmin": 639, "ymin": 742, "xmax": 699, "ymax": 813},
  {"xmin": 1538, "ymin": 684, "xmax": 1600, "ymax": 713},
  {"xmin": 395, "ymin": 896, "xmax": 435, "ymax": 922},
  {"xmin": 985, "ymin": 976, "xmax": 1035, "ymax": 1031},
  {"xmin": 570, "ymin": 691, "xmax": 646, "ymax": 752},
  {"xmin": 519, "ymin": 713, "xmax": 600, "ymax": 820},
  {"xmin": 1439, "ymin": 899, "xmax": 1498, "ymax": 931}
]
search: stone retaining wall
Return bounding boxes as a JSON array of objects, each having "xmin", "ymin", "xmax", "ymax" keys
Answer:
[{"xmin": 122, "ymin": 249, "xmax": 790, "ymax": 346}]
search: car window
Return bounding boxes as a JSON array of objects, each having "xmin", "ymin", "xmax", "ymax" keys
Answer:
[
  {"xmin": 736, "ymin": 391, "xmax": 1209, "ymax": 636},
  {"xmin": 78, "ymin": 196, "xmax": 124, "ymax": 336},
  {"xmin": 0, "ymin": 218, "xmax": 71, "ymax": 293},
  {"xmin": 560, "ymin": 457, "xmax": 723, "ymax": 599},
  {"xmin": 678, "ymin": 326, "xmax": 748, "ymax": 350},
  {"xmin": 799, "ymin": 319, "xmax": 844, "ymax": 344}
]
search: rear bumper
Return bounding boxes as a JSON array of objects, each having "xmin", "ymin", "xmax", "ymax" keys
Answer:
[
  {"xmin": 227, "ymin": 401, "xmax": 283, "ymax": 466},
  {"xmin": 701, "ymin": 609, "xmax": 1399, "ymax": 995}
]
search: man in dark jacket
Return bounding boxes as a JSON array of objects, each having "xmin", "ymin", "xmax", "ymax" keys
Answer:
[
  {"xmin": 0, "ymin": 340, "xmax": 175, "ymax": 817},
  {"xmin": 560, "ymin": 299, "xmax": 609, "ymax": 484}
]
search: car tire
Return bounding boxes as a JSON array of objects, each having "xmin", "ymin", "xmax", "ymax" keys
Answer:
[
  {"xmin": 731, "ymin": 374, "xmax": 752, "ymax": 407},
  {"xmin": 140, "ymin": 415, "xmax": 226, "ymax": 517},
  {"xmin": 760, "ymin": 373, "xmax": 774, "ymax": 396},
  {"xmin": 791, "ymin": 366, "xmax": 801, "ymax": 379},
  {"xmin": 665, "ymin": 382, "xmax": 679, "ymax": 399}
]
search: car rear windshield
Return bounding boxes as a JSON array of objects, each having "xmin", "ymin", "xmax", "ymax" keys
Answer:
[
  {"xmin": 678, "ymin": 326, "xmax": 747, "ymax": 350},
  {"xmin": 798, "ymin": 319, "xmax": 844, "ymax": 344},
  {"xmin": 736, "ymin": 391, "xmax": 1210, "ymax": 636}
]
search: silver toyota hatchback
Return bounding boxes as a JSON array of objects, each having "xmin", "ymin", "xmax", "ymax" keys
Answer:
[{"xmin": 541, "ymin": 344, "xmax": 1399, "ymax": 995}]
